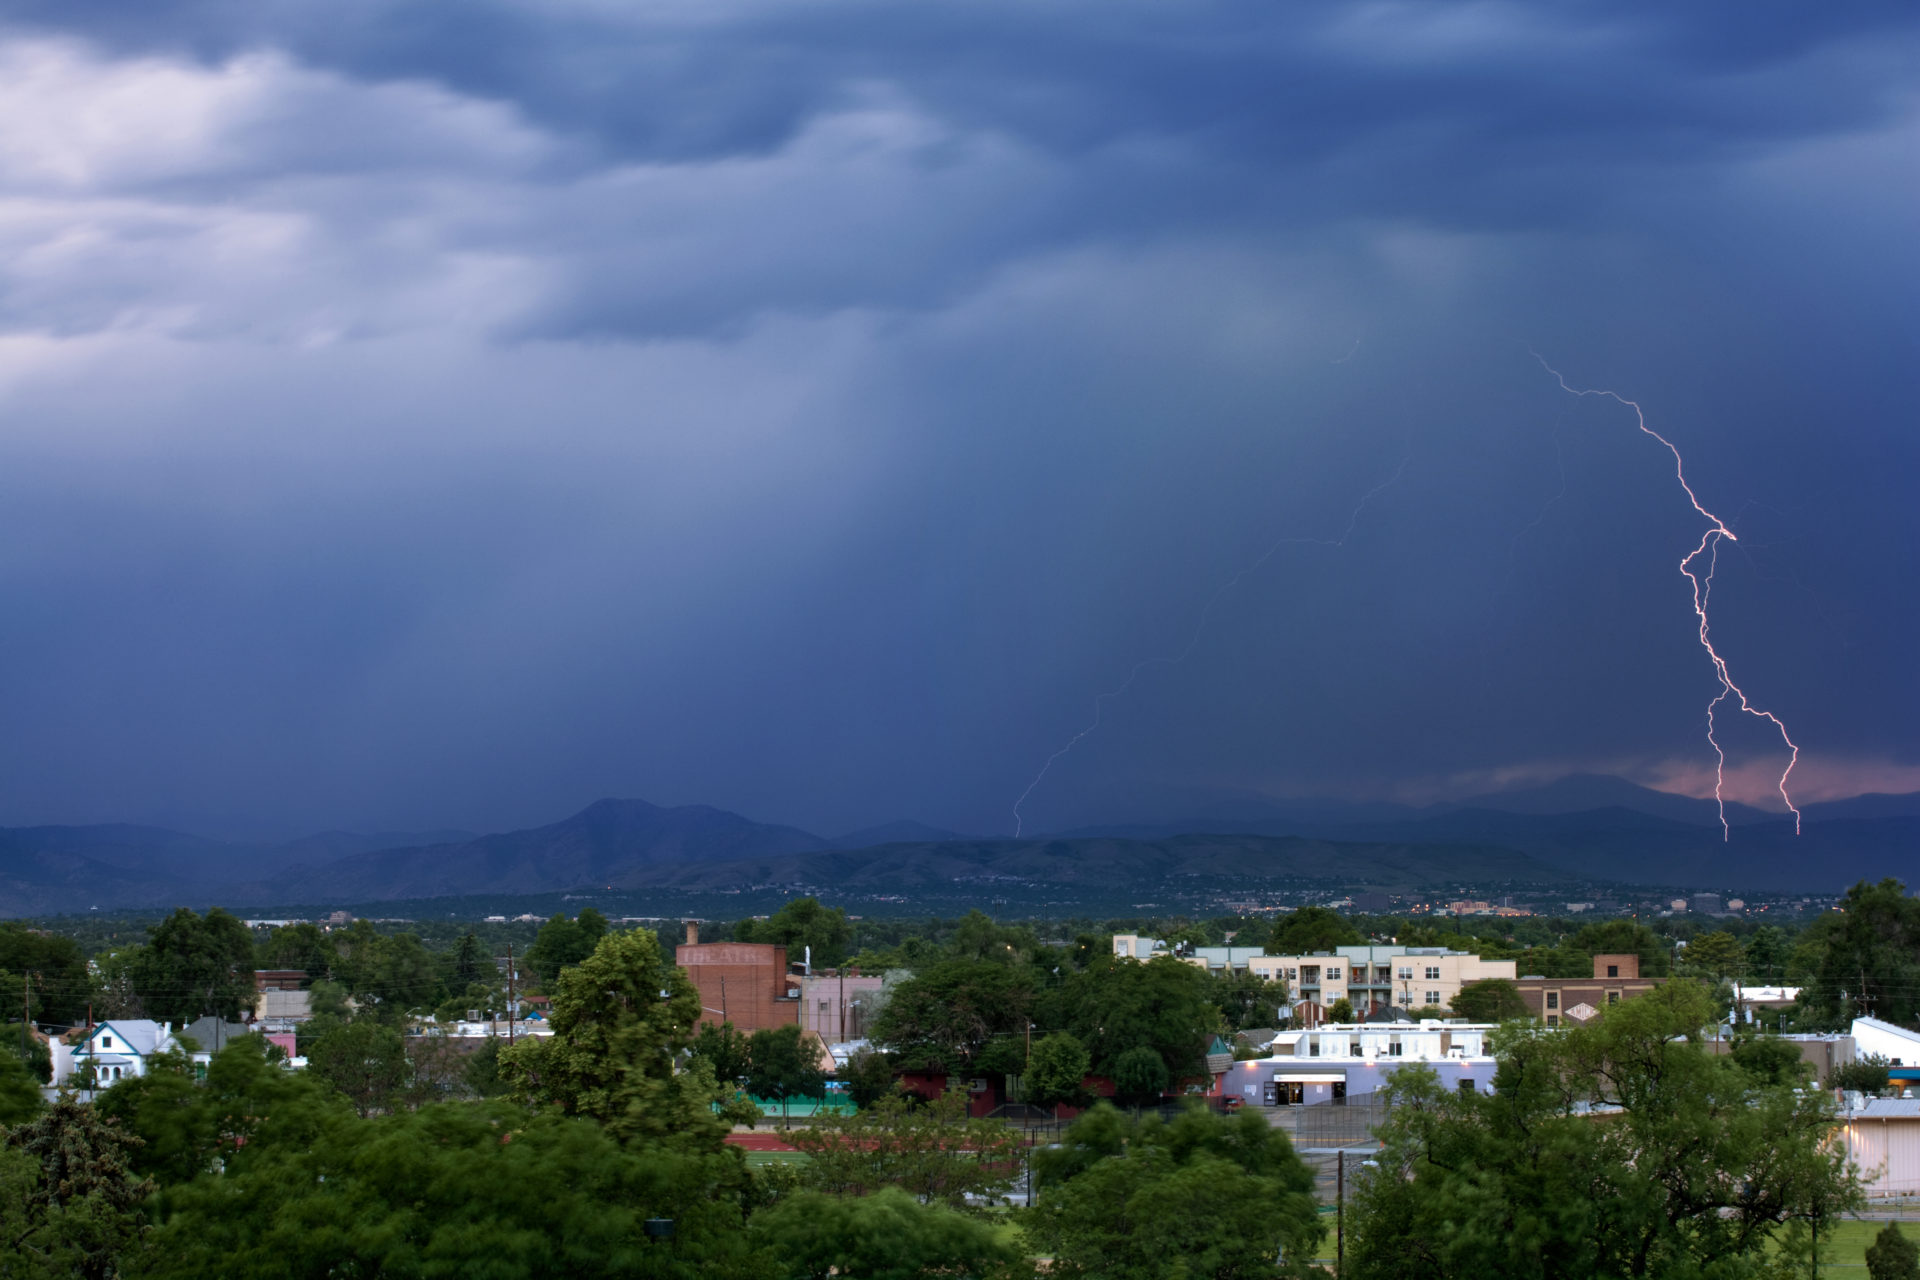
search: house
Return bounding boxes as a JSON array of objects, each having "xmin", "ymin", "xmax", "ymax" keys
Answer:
[
  {"xmin": 1111, "ymin": 936, "xmax": 1517, "ymax": 1018},
  {"xmin": 1840, "ymin": 1098, "xmax": 1920, "ymax": 1196},
  {"xmin": 1512, "ymin": 954, "xmax": 1661, "ymax": 1026},
  {"xmin": 61, "ymin": 1020, "xmax": 182, "ymax": 1087}
]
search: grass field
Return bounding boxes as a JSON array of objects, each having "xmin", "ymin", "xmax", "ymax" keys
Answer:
[
  {"xmin": 742, "ymin": 1150, "xmax": 812, "ymax": 1168},
  {"xmin": 1296, "ymin": 1213, "xmax": 1920, "ymax": 1272}
]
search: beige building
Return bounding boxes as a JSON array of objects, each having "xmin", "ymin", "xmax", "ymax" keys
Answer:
[{"xmin": 1110, "ymin": 936, "xmax": 1516, "ymax": 1016}]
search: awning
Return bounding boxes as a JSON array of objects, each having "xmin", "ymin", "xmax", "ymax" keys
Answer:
[{"xmin": 1270, "ymin": 1072, "xmax": 1348, "ymax": 1083}]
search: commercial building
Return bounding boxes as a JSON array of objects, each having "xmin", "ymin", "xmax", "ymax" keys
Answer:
[
  {"xmin": 1512, "ymin": 954, "xmax": 1660, "ymax": 1026},
  {"xmin": 1840, "ymin": 1098, "xmax": 1920, "ymax": 1196},
  {"xmin": 797, "ymin": 971, "xmax": 886, "ymax": 1042},
  {"xmin": 1219, "ymin": 1021, "xmax": 1500, "ymax": 1106},
  {"xmin": 675, "ymin": 922, "xmax": 799, "ymax": 1031}
]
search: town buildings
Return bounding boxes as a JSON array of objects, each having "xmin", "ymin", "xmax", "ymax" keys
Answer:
[{"xmin": 1512, "ymin": 953, "xmax": 1661, "ymax": 1026}]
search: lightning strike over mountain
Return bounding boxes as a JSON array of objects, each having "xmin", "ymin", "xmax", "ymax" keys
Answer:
[
  {"xmin": 1010, "ymin": 457, "xmax": 1410, "ymax": 837},
  {"xmin": 1532, "ymin": 353, "xmax": 1802, "ymax": 839}
]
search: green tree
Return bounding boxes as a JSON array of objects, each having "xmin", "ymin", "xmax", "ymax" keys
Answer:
[
  {"xmin": 1571, "ymin": 918, "xmax": 1671, "ymax": 976},
  {"xmin": 842, "ymin": 1048, "xmax": 897, "ymax": 1110},
  {"xmin": 746, "ymin": 1024, "xmax": 826, "ymax": 1129},
  {"xmin": 2, "ymin": 1098, "xmax": 152, "ymax": 1280},
  {"xmin": 136, "ymin": 1101, "xmax": 759, "ymax": 1280},
  {"xmin": 1834, "ymin": 1053, "xmax": 1892, "ymax": 1094},
  {"xmin": 462, "ymin": 1038, "xmax": 509, "ymax": 1099},
  {"xmin": 0, "ymin": 925, "xmax": 93, "ymax": 1025},
  {"xmin": 306, "ymin": 1019, "xmax": 410, "ymax": 1117},
  {"xmin": 1344, "ymin": 981, "xmax": 1862, "ymax": 1280},
  {"xmin": 131, "ymin": 908, "xmax": 256, "ymax": 1025},
  {"xmin": 255, "ymin": 923, "xmax": 334, "ymax": 983},
  {"xmin": 1868, "ymin": 1223, "xmax": 1920, "ymax": 1280},
  {"xmin": 786, "ymin": 1090, "xmax": 1025, "ymax": 1206},
  {"xmin": 1264, "ymin": 907, "xmax": 1362, "ymax": 955},
  {"xmin": 1325, "ymin": 997, "xmax": 1356, "ymax": 1023},
  {"xmin": 1027, "ymin": 1103, "xmax": 1324, "ymax": 1279},
  {"xmin": 1798, "ymin": 879, "xmax": 1920, "ymax": 1028},
  {"xmin": 1680, "ymin": 930, "xmax": 1747, "ymax": 983},
  {"xmin": 737, "ymin": 898, "xmax": 855, "ymax": 970},
  {"xmin": 451, "ymin": 931, "xmax": 491, "ymax": 988},
  {"xmin": 0, "ymin": 1049, "xmax": 43, "ymax": 1126},
  {"xmin": 1208, "ymin": 968, "xmax": 1288, "ymax": 1032},
  {"xmin": 98, "ymin": 1035, "xmax": 349, "ymax": 1188},
  {"xmin": 870, "ymin": 960, "xmax": 1036, "ymax": 1074},
  {"xmin": 1451, "ymin": 978, "xmax": 1530, "ymax": 1022},
  {"xmin": 1024, "ymin": 1033, "xmax": 1092, "ymax": 1113},
  {"xmin": 499, "ymin": 927, "xmax": 727, "ymax": 1150},
  {"xmin": 1729, "ymin": 1034, "xmax": 1810, "ymax": 1088},
  {"xmin": 690, "ymin": 1021, "xmax": 754, "ymax": 1087},
  {"xmin": 1050, "ymin": 955, "xmax": 1219, "ymax": 1079},
  {"xmin": 1745, "ymin": 924, "xmax": 1793, "ymax": 985},
  {"xmin": 751, "ymin": 1186, "xmax": 1026, "ymax": 1280},
  {"xmin": 524, "ymin": 910, "xmax": 610, "ymax": 988},
  {"xmin": 1111, "ymin": 1046, "xmax": 1168, "ymax": 1106}
]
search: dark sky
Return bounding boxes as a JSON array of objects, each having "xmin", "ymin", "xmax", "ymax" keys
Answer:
[{"xmin": 0, "ymin": 1, "xmax": 1914, "ymax": 839}]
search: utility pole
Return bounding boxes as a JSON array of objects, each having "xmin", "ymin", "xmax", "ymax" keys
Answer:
[
  {"xmin": 839, "ymin": 966, "xmax": 845, "ymax": 1042},
  {"xmin": 1337, "ymin": 1149, "xmax": 1346, "ymax": 1274},
  {"xmin": 506, "ymin": 944, "xmax": 516, "ymax": 1044},
  {"xmin": 20, "ymin": 973, "xmax": 29, "ymax": 1062},
  {"xmin": 720, "ymin": 975, "xmax": 728, "ymax": 1024}
]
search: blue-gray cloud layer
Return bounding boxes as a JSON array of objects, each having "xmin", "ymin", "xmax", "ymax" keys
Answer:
[{"xmin": 0, "ymin": 1, "xmax": 1913, "ymax": 837}]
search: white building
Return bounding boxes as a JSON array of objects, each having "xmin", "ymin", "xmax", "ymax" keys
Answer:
[
  {"xmin": 1218, "ymin": 1021, "xmax": 1501, "ymax": 1107},
  {"xmin": 60, "ymin": 1020, "xmax": 182, "ymax": 1086},
  {"xmin": 1852, "ymin": 1016, "xmax": 1920, "ymax": 1070}
]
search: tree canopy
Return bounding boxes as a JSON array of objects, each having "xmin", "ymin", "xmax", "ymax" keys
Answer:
[
  {"xmin": 1028, "ymin": 1103, "xmax": 1323, "ymax": 1279},
  {"xmin": 1345, "ymin": 981, "xmax": 1860, "ymax": 1279}
]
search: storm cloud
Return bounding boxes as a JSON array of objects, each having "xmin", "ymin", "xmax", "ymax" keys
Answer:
[{"xmin": 0, "ymin": 1, "xmax": 1914, "ymax": 838}]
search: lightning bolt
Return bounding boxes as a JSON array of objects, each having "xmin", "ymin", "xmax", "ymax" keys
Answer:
[
  {"xmin": 1010, "ymin": 457, "xmax": 1410, "ymax": 837},
  {"xmin": 1531, "ymin": 352, "xmax": 1801, "ymax": 840}
]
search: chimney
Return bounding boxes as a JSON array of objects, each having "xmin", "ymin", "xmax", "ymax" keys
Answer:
[{"xmin": 684, "ymin": 920, "xmax": 699, "ymax": 946}]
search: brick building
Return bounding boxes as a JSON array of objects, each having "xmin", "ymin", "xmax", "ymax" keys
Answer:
[
  {"xmin": 675, "ymin": 923, "xmax": 799, "ymax": 1031},
  {"xmin": 1512, "ymin": 953, "xmax": 1660, "ymax": 1026}
]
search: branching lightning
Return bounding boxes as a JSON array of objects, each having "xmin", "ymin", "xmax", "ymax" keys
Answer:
[
  {"xmin": 1010, "ymin": 457, "xmax": 1410, "ymax": 837},
  {"xmin": 1532, "ymin": 352, "xmax": 1801, "ymax": 839}
]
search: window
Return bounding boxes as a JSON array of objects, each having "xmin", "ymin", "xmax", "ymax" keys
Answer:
[
  {"xmin": 101, "ymin": 1035, "xmax": 113, "ymax": 1049},
  {"xmin": 1546, "ymin": 992, "xmax": 1559, "ymax": 1010},
  {"xmin": 1285, "ymin": 967, "xmax": 1297, "ymax": 981},
  {"xmin": 1397, "ymin": 966, "xmax": 1413, "ymax": 980},
  {"xmin": 1389, "ymin": 1037, "xmax": 1404, "ymax": 1057},
  {"xmin": 1425, "ymin": 966, "xmax": 1441, "ymax": 980},
  {"xmin": 1327, "ymin": 967, "xmax": 1342, "ymax": 980},
  {"xmin": 1606, "ymin": 964, "xmax": 1620, "ymax": 978},
  {"xmin": 1425, "ymin": 991, "xmax": 1441, "ymax": 1005},
  {"xmin": 1458, "ymin": 1078, "xmax": 1477, "ymax": 1095},
  {"xmin": 1607, "ymin": 991, "xmax": 1620, "ymax": 1005},
  {"xmin": 1398, "ymin": 992, "xmax": 1413, "ymax": 1006},
  {"xmin": 1546, "ymin": 1014, "xmax": 1560, "ymax": 1027},
  {"xmin": 1308, "ymin": 1037, "xmax": 1320, "ymax": 1058}
]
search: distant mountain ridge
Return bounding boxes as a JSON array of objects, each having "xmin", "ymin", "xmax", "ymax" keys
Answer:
[{"xmin": 2, "ymin": 776, "xmax": 1915, "ymax": 916}]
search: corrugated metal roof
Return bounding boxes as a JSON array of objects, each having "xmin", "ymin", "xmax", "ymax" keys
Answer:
[{"xmin": 1852, "ymin": 1098, "xmax": 1920, "ymax": 1119}]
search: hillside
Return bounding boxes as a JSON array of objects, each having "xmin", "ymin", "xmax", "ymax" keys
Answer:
[{"xmin": 243, "ymin": 798, "xmax": 827, "ymax": 904}]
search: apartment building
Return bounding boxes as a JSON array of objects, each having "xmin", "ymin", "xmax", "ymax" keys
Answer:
[{"xmin": 1110, "ymin": 935, "xmax": 1516, "ymax": 1017}]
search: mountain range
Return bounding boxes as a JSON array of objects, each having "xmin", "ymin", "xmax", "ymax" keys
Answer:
[{"xmin": 2, "ymin": 777, "xmax": 1915, "ymax": 916}]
